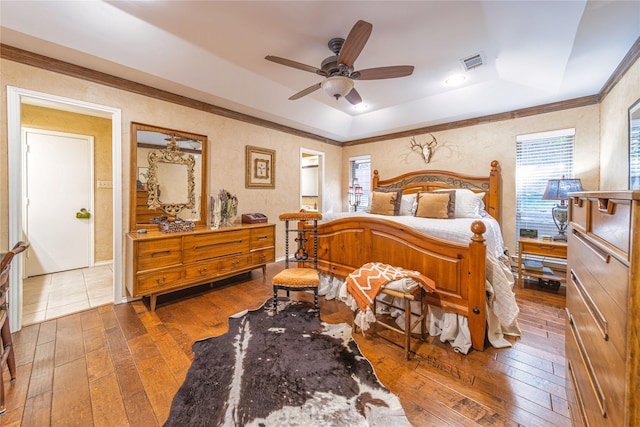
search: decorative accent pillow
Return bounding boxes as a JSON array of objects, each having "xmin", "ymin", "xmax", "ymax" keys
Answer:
[
  {"xmin": 453, "ymin": 189, "xmax": 485, "ymax": 218},
  {"xmin": 399, "ymin": 193, "xmax": 417, "ymax": 216},
  {"xmin": 414, "ymin": 191, "xmax": 455, "ymax": 219},
  {"xmin": 370, "ymin": 188, "xmax": 402, "ymax": 216}
]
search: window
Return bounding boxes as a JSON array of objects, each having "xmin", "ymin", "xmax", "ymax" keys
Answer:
[
  {"xmin": 349, "ymin": 155, "xmax": 371, "ymax": 212},
  {"xmin": 630, "ymin": 100, "xmax": 640, "ymax": 190},
  {"xmin": 516, "ymin": 128, "xmax": 576, "ymax": 241}
]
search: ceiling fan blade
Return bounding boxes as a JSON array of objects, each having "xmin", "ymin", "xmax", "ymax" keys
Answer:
[
  {"xmin": 354, "ymin": 65, "xmax": 415, "ymax": 80},
  {"xmin": 345, "ymin": 88, "xmax": 362, "ymax": 105},
  {"xmin": 288, "ymin": 82, "xmax": 322, "ymax": 100},
  {"xmin": 337, "ymin": 20, "xmax": 372, "ymax": 68},
  {"xmin": 265, "ymin": 55, "xmax": 323, "ymax": 75}
]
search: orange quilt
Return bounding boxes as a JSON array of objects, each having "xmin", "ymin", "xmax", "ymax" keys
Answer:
[{"xmin": 345, "ymin": 262, "xmax": 436, "ymax": 313}]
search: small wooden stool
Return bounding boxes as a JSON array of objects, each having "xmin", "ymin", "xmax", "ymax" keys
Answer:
[{"xmin": 354, "ymin": 285, "xmax": 427, "ymax": 360}]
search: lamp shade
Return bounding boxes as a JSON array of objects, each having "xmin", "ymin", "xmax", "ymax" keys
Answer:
[
  {"xmin": 542, "ymin": 178, "xmax": 583, "ymax": 200},
  {"xmin": 321, "ymin": 76, "xmax": 354, "ymax": 99}
]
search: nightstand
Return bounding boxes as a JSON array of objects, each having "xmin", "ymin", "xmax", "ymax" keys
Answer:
[{"xmin": 517, "ymin": 237, "xmax": 567, "ymax": 288}]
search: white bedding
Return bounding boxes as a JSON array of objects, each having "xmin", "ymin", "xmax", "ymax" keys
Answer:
[
  {"xmin": 321, "ymin": 211, "xmax": 506, "ymax": 260},
  {"xmin": 317, "ymin": 212, "xmax": 521, "ymax": 354}
]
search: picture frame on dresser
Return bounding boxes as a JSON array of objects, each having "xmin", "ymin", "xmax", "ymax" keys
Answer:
[
  {"xmin": 629, "ymin": 97, "xmax": 640, "ymax": 190},
  {"xmin": 246, "ymin": 145, "xmax": 275, "ymax": 189}
]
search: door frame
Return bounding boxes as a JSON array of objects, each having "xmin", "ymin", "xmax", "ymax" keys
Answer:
[
  {"xmin": 23, "ymin": 127, "xmax": 96, "ymax": 275},
  {"xmin": 7, "ymin": 86, "xmax": 123, "ymax": 332}
]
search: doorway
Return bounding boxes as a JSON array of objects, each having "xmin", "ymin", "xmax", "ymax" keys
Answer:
[
  {"xmin": 300, "ymin": 149, "xmax": 324, "ymax": 212},
  {"xmin": 7, "ymin": 86, "xmax": 123, "ymax": 332}
]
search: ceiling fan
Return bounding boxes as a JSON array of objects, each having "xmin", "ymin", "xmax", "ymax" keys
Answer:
[{"xmin": 265, "ymin": 20, "xmax": 414, "ymax": 105}]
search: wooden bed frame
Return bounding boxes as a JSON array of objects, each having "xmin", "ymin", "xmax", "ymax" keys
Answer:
[{"xmin": 303, "ymin": 160, "xmax": 501, "ymax": 351}]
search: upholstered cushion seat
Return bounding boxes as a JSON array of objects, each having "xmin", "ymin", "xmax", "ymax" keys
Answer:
[{"xmin": 272, "ymin": 268, "xmax": 319, "ymax": 288}]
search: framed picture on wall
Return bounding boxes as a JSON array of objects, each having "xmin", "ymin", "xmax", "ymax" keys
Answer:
[{"xmin": 246, "ymin": 145, "xmax": 275, "ymax": 189}]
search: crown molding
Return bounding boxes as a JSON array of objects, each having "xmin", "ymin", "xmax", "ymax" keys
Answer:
[{"xmin": 3, "ymin": 41, "xmax": 638, "ymax": 147}]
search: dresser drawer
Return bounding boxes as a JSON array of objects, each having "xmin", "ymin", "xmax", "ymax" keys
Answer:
[
  {"xmin": 569, "ymin": 230, "xmax": 629, "ymax": 312},
  {"xmin": 219, "ymin": 255, "xmax": 251, "ymax": 273},
  {"xmin": 184, "ymin": 260, "xmax": 219, "ymax": 282},
  {"xmin": 137, "ymin": 268, "xmax": 183, "ymax": 293},
  {"xmin": 566, "ymin": 304, "xmax": 625, "ymax": 427},
  {"xmin": 251, "ymin": 227, "xmax": 274, "ymax": 250},
  {"xmin": 567, "ymin": 269, "xmax": 627, "ymax": 362},
  {"xmin": 183, "ymin": 230, "xmax": 250, "ymax": 263},
  {"xmin": 566, "ymin": 327, "xmax": 603, "ymax": 426},
  {"xmin": 569, "ymin": 196, "xmax": 587, "ymax": 231},
  {"xmin": 519, "ymin": 239, "xmax": 567, "ymax": 258},
  {"xmin": 590, "ymin": 197, "xmax": 630, "ymax": 255},
  {"xmin": 137, "ymin": 237, "xmax": 182, "ymax": 271},
  {"xmin": 251, "ymin": 248, "xmax": 274, "ymax": 265}
]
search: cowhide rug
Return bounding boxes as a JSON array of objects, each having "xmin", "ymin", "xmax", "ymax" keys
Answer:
[{"xmin": 164, "ymin": 299, "xmax": 411, "ymax": 426}]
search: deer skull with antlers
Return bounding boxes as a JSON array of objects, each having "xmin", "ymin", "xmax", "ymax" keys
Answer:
[{"xmin": 409, "ymin": 134, "xmax": 438, "ymax": 163}]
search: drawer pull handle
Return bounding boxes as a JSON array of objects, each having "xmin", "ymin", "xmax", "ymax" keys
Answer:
[
  {"xmin": 572, "ymin": 196, "xmax": 584, "ymax": 207},
  {"xmin": 570, "ymin": 270, "xmax": 608, "ymax": 340},
  {"xmin": 597, "ymin": 198, "xmax": 615, "ymax": 215},
  {"xmin": 195, "ymin": 240, "xmax": 243, "ymax": 250},
  {"xmin": 198, "ymin": 267, "xmax": 208, "ymax": 275},
  {"xmin": 572, "ymin": 230, "xmax": 611, "ymax": 264},
  {"xmin": 568, "ymin": 312, "xmax": 607, "ymax": 417},
  {"xmin": 155, "ymin": 276, "xmax": 166, "ymax": 284},
  {"xmin": 256, "ymin": 235, "xmax": 269, "ymax": 240},
  {"xmin": 151, "ymin": 251, "xmax": 171, "ymax": 257},
  {"xmin": 567, "ymin": 361, "xmax": 589, "ymax": 426}
]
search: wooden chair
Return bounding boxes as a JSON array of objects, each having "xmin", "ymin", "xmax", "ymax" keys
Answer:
[
  {"xmin": 272, "ymin": 211, "xmax": 322, "ymax": 313},
  {"xmin": 0, "ymin": 241, "xmax": 29, "ymax": 415},
  {"xmin": 0, "ymin": 241, "xmax": 30, "ymax": 272}
]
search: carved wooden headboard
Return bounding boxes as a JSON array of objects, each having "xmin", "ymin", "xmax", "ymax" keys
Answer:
[{"xmin": 371, "ymin": 160, "xmax": 501, "ymax": 223}]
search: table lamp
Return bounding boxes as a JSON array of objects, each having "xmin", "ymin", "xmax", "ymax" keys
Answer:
[{"xmin": 542, "ymin": 177, "xmax": 583, "ymax": 241}]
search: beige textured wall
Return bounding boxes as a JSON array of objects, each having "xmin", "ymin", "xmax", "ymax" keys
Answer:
[
  {"xmin": 0, "ymin": 59, "xmax": 342, "ymax": 266},
  {"xmin": 2, "ymin": 55, "xmax": 638, "ymax": 273},
  {"xmin": 342, "ymin": 105, "xmax": 601, "ymax": 254},
  {"xmin": 21, "ymin": 105, "xmax": 113, "ymax": 262},
  {"xmin": 600, "ymin": 57, "xmax": 640, "ymax": 190}
]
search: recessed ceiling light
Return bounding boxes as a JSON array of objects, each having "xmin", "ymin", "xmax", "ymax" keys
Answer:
[
  {"xmin": 444, "ymin": 74, "xmax": 467, "ymax": 86},
  {"xmin": 353, "ymin": 103, "xmax": 369, "ymax": 111}
]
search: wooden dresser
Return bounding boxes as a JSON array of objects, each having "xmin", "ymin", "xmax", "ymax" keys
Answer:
[
  {"xmin": 565, "ymin": 191, "xmax": 639, "ymax": 426},
  {"xmin": 126, "ymin": 223, "xmax": 275, "ymax": 311}
]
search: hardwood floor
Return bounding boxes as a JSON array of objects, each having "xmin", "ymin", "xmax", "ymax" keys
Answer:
[{"xmin": 1, "ymin": 262, "xmax": 570, "ymax": 426}]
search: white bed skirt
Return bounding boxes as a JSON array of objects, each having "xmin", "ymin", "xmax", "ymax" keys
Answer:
[{"xmin": 319, "ymin": 271, "xmax": 520, "ymax": 355}]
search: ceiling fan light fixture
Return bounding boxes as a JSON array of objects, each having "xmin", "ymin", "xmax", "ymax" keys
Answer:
[{"xmin": 321, "ymin": 76, "xmax": 354, "ymax": 99}]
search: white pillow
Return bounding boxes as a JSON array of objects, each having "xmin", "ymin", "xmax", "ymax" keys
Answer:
[
  {"xmin": 436, "ymin": 189, "xmax": 485, "ymax": 218},
  {"xmin": 399, "ymin": 193, "xmax": 417, "ymax": 216}
]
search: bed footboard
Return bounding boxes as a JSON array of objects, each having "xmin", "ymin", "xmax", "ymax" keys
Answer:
[{"xmin": 304, "ymin": 217, "xmax": 488, "ymax": 351}]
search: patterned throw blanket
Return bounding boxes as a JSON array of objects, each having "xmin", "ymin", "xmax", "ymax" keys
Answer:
[{"xmin": 345, "ymin": 262, "xmax": 436, "ymax": 331}]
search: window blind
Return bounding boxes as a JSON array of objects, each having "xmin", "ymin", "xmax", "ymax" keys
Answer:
[
  {"xmin": 516, "ymin": 128, "xmax": 576, "ymax": 241},
  {"xmin": 349, "ymin": 155, "xmax": 371, "ymax": 212}
]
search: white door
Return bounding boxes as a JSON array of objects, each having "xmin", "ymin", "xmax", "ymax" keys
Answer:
[{"xmin": 24, "ymin": 128, "xmax": 94, "ymax": 276}]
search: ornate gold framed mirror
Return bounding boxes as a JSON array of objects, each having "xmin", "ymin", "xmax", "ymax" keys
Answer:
[{"xmin": 130, "ymin": 123, "xmax": 208, "ymax": 229}]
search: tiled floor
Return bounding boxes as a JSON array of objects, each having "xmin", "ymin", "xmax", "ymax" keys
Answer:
[{"xmin": 22, "ymin": 263, "xmax": 113, "ymax": 325}]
